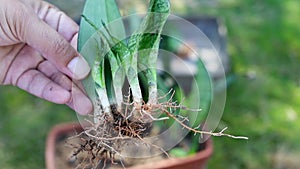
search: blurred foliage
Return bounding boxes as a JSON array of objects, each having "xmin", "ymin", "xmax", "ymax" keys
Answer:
[
  {"xmin": 187, "ymin": 0, "xmax": 300, "ymax": 168},
  {"xmin": 0, "ymin": 87, "xmax": 76, "ymax": 168},
  {"xmin": 0, "ymin": 0, "xmax": 300, "ymax": 168}
]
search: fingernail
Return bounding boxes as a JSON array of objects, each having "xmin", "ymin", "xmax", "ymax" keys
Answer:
[
  {"xmin": 72, "ymin": 86, "xmax": 93, "ymax": 115},
  {"xmin": 67, "ymin": 56, "xmax": 90, "ymax": 80},
  {"xmin": 77, "ymin": 97, "xmax": 93, "ymax": 115}
]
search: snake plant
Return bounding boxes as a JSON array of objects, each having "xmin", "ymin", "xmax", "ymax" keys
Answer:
[{"xmin": 78, "ymin": 0, "xmax": 170, "ymax": 122}]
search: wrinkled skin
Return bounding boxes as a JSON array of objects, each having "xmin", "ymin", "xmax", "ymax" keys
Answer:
[{"xmin": 0, "ymin": 0, "xmax": 93, "ymax": 115}]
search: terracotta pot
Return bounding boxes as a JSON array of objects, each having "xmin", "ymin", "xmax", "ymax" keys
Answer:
[{"xmin": 45, "ymin": 122, "xmax": 213, "ymax": 169}]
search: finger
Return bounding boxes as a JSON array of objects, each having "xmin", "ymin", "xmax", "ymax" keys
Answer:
[
  {"xmin": 22, "ymin": 0, "xmax": 79, "ymax": 50},
  {"xmin": 26, "ymin": 0, "xmax": 79, "ymax": 43},
  {"xmin": 38, "ymin": 60, "xmax": 93, "ymax": 115},
  {"xmin": 3, "ymin": 45, "xmax": 43, "ymax": 85},
  {"xmin": 16, "ymin": 1, "xmax": 90, "ymax": 80},
  {"xmin": 70, "ymin": 85, "xmax": 94, "ymax": 115},
  {"xmin": 16, "ymin": 69, "xmax": 71, "ymax": 104}
]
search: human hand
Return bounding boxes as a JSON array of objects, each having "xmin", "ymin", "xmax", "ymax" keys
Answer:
[{"xmin": 0, "ymin": 0, "xmax": 93, "ymax": 115}]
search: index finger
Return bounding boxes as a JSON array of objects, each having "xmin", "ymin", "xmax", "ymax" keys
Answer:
[{"xmin": 17, "ymin": 0, "xmax": 90, "ymax": 80}]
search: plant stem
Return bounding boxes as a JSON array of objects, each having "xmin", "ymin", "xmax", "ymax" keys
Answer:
[
  {"xmin": 93, "ymin": 43, "xmax": 112, "ymax": 122},
  {"xmin": 82, "ymin": 15, "xmax": 126, "ymax": 112},
  {"xmin": 100, "ymin": 21, "xmax": 143, "ymax": 107},
  {"xmin": 129, "ymin": 0, "xmax": 170, "ymax": 104}
]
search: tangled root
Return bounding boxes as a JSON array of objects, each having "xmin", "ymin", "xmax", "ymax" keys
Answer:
[{"xmin": 68, "ymin": 89, "xmax": 247, "ymax": 169}]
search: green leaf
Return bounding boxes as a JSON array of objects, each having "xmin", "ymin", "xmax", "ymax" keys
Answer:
[
  {"xmin": 78, "ymin": 0, "xmax": 126, "ymax": 116},
  {"xmin": 129, "ymin": 0, "xmax": 170, "ymax": 103},
  {"xmin": 169, "ymin": 148, "xmax": 189, "ymax": 157},
  {"xmin": 78, "ymin": 0, "xmax": 125, "ymax": 52}
]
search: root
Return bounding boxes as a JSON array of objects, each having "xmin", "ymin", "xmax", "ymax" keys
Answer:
[
  {"xmin": 163, "ymin": 110, "xmax": 248, "ymax": 139},
  {"xmin": 69, "ymin": 89, "xmax": 247, "ymax": 169}
]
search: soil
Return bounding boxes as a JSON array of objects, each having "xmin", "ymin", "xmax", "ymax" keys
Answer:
[
  {"xmin": 55, "ymin": 131, "xmax": 167, "ymax": 169},
  {"xmin": 52, "ymin": 124, "xmax": 206, "ymax": 169},
  {"xmin": 53, "ymin": 92, "xmax": 207, "ymax": 169}
]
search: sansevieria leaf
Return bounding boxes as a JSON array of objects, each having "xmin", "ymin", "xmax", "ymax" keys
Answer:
[
  {"xmin": 78, "ymin": 0, "xmax": 125, "ymax": 52},
  {"xmin": 78, "ymin": 0, "xmax": 126, "ymax": 121}
]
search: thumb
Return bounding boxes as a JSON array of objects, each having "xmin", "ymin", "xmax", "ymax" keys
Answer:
[{"xmin": 19, "ymin": 4, "xmax": 90, "ymax": 80}]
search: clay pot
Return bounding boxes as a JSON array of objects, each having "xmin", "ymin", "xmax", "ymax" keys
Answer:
[{"xmin": 45, "ymin": 122, "xmax": 213, "ymax": 169}]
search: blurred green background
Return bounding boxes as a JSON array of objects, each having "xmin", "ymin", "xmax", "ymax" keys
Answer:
[{"xmin": 0, "ymin": 0, "xmax": 300, "ymax": 168}]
